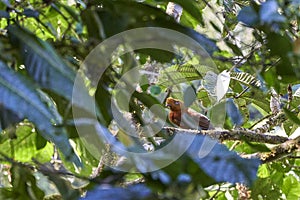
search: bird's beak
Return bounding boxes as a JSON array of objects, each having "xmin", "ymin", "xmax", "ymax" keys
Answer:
[{"xmin": 166, "ymin": 103, "xmax": 171, "ymax": 107}]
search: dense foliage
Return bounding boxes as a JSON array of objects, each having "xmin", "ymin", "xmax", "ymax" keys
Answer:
[{"xmin": 0, "ymin": 0, "xmax": 299, "ymax": 199}]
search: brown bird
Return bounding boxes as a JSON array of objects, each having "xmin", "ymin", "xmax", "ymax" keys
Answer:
[{"xmin": 165, "ymin": 97, "xmax": 211, "ymax": 130}]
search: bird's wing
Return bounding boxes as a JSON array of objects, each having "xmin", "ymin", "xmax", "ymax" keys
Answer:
[{"xmin": 183, "ymin": 108, "xmax": 210, "ymax": 130}]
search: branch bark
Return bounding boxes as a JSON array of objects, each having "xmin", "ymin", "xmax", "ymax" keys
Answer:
[
  {"xmin": 162, "ymin": 127, "xmax": 289, "ymax": 144},
  {"xmin": 241, "ymin": 136, "xmax": 300, "ymax": 163},
  {"xmin": 260, "ymin": 135, "xmax": 300, "ymax": 163},
  {"xmin": 162, "ymin": 127, "xmax": 300, "ymax": 163}
]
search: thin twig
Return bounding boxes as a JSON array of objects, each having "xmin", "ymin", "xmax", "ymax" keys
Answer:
[
  {"xmin": 229, "ymin": 141, "xmax": 241, "ymax": 151},
  {"xmin": 234, "ymin": 86, "xmax": 249, "ymax": 98},
  {"xmin": 287, "ymin": 84, "xmax": 293, "ymax": 109},
  {"xmin": 209, "ymin": 184, "xmax": 221, "ymax": 200}
]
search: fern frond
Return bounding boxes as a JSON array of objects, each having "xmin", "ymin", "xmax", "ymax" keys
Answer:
[
  {"xmin": 158, "ymin": 63, "xmax": 215, "ymax": 86},
  {"xmin": 230, "ymin": 72, "xmax": 261, "ymax": 88}
]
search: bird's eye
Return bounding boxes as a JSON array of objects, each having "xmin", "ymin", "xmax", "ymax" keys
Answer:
[{"xmin": 174, "ymin": 101, "xmax": 180, "ymax": 105}]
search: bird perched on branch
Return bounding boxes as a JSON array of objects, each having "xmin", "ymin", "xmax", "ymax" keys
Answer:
[{"xmin": 166, "ymin": 97, "xmax": 211, "ymax": 130}]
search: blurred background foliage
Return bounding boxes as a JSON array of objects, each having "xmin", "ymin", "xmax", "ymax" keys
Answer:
[{"xmin": 0, "ymin": 0, "xmax": 299, "ymax": 199}]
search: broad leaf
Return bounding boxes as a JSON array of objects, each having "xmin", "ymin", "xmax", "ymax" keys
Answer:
[
  {"xmin": 187, "ymin": 135, "xmax": 261, "ymax": 185},
  {"xmin": 283, "ymin": 107, "xmax": 300, "ymax": 125},
  {"xmin": 226, "ymin": 98, "xmax": 244, "ymax": 126},
  {"xmin": 8, "ymin": 25, "xmax": 78, "ymax": 104},
  {"xmin": 0, "ymin": 125, "xmax": 53, "ymax": 163},
  {"xmin": 83, "ymin": 0, "xmax": 218, "ymax": 55},
  {"xmin": 237, "ymin": 6, "xmax": 259, "ymax": 26},
  {"xmin": 259, "ymin": 0, "xmax": 286, "ymax": 24},
  {"xmin": 0, "ymin": 105, "xmax": 22, "ymax": 131},
  {"xmin": 216, "ymin": 70, "xmax": 230, "ymax": 101},
  {"xmin": 82, "ymin": 184, "xmax": 154, "ymax": 200},
  {"xmin": 0, "ymin": 61, "xmax": 81, "ymax": 166},
  {"xmin": 282, "ymin": 175, "xmax": 300, "ymax": 200}
]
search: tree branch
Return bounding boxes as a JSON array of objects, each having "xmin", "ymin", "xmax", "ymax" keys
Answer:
[
  {"xmin": 260, "ymin": 136, "xmax": 300, "ymax": 163},
  {"xmin": 162, "ymin": 127, "xmax": 289, "ymax": 144},
  {"xmin": 241, "ymin": 136, "xmax": 300, "ymax": 163},
  {"xmin": 162, "ymin": 127, "xmax": 300, "ymax": 163}
]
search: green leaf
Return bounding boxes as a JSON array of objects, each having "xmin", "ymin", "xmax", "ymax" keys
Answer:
[
  {"xmin": 244, "ymin": 141, "xmax": 271, "ymax": 153},
  {"xmin": 10, "ymin": 25, "xmax": 93, "ymax": 113},
  {"xmin": 224, "ymin": 12, "xmax": 238, "ymax": 36},
  {"xmin": 56, "ymin": 2, "xmax": 80, "ymax": 21},
  {"xmin": 242, "ymin": 89, "xmax": 271, "ymax": 114},
  {"xmin": 0, "ymin": 125, "xmax": 53, "ymax": 163},
  {"xmin": 83, "ymin": 0, "xmax": 218, "ymax": 55},
  {"xmin": 257, "ymin": 164, "xmax": 270, "ymax": 178},
  {"xmin": 180, "ymin": 11, "xmax": 199, "ymax": 29},
  {"xmin": 197, "ymin": 89, "xmax": 211, "ymax": 107},
  {"xmin": 282, "ymin": 175, "xmax": 300, "ymax": 200},
  {"xmin": 252, "ymin": 177, "xmax": 281, "ymax": 200},
  {"xmin": 283, "ymin": 107, "xmax": 300, "ymax": 125},
  {"xmin": 8, "ymin": 25, "xmax": 77, "ymax": 103},
  {"xmin": 132, "ymin": 91, "xmax": 167, "ymax": 121},
  {"xmin": 9, "ymin": 165, "xmax": 45, "ymax": 200},
  {"xmin": 234, "ymin": 98, "xmax": 250, "ymax": 124},
  {"xmin": 0, "ymin": 61, "xmax": 81, "ymax": 166},
  {"xmin": 266, "ymin": 33, "xmax": 293, "ymax": 57},
  {"xmin": 265, "ymin": 33, "xmax": 295, "ymax": 80},
  {"xmin": 263, "ymin": 68, "xmax": 281, "ymax": 91},
  {"xmin": 137, "ymin": 49, "xmax": 175, "ymax": 63},
  {"xmin": 164, "ymin": 0, "xmax": 205, "ymax": 26}
]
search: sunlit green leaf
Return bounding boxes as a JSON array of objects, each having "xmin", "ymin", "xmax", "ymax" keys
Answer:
[{"xmin": 282, "ymin": 175, "xmax": 300, "ymax": 200}]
